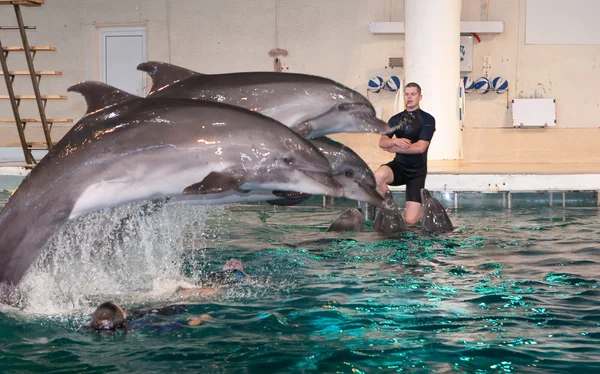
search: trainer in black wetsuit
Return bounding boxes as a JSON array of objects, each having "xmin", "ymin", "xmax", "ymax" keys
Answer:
[{"xmin": 374, "ymin": 82, "xmax": 436, "ymax": 225}]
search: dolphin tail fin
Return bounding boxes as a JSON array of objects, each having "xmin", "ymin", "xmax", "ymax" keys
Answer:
[
  {"xmin": 67, "ymin": 81, "xmax": 139, "ymax": 115},
  {"xmin": 137, "ymin": 61, "xmax": 200, "ymax": 95}
]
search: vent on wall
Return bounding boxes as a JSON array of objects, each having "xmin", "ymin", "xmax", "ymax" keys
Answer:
[{"xmin": 388, "ymin": 57, "xmax": 403, "ymax": 68}]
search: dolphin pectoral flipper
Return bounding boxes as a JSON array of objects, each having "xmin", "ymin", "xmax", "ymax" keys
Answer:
[
  {"xmin": 137, "ymin": 61, "xmax": 200, "ymax": 95},
  {"xmin": 183, "ymin": 171, "xmax": 247, "ymax": 195},
  {"xmin": 67, "ymin": 81, "xmax": 139, "ymax": 115}
]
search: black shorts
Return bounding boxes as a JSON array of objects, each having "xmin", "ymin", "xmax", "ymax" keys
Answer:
[{"xmin": 383, "ymin": 160, "xmax": 426, "ymax": 203}]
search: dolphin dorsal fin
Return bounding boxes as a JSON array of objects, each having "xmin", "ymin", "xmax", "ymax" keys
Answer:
[
  {"xmin": 137, "ymin": 61, "xmax": 200, "ymax": 95},
  {"xmin": 67, "ymin": 81, "xmax": 138, "ymax": 115}
]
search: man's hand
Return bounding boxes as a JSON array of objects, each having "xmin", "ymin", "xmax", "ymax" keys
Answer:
[{"xmin": 395, "ymin": 138, "xmax": 412, "ymax": 149}]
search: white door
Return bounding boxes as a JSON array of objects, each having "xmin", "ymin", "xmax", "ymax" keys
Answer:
[{"xmin": 100, "ymin": 27, "xmax": 147, "ymax": 96}]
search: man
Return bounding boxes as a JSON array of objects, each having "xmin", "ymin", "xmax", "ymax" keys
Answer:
[
  {"xmin": 90, "ymin": 258, "xmax": 247, "ymax": 332},
  {"xmin": 374, "ymin": 82, "xmax": 435, "ymax": 225}
]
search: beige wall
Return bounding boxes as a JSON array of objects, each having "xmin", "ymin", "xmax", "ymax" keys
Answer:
[{"xmin": 0, "ymin": 0, "xmax": 598, "ymax": 165}]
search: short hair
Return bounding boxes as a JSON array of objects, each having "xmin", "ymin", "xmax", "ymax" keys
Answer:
[
  {"xmin": 91, "ymin": 302, "xmax": 127, "ymax": 331},
  {"xmin": 404, "ymin": 82, "xmax": 422, "ymax": 94}
]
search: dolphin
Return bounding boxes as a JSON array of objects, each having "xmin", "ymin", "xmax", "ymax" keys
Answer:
[
  {"xmin": 137, "ymin": 61, "xmax": 390, "ymax": 139},
  {"xmin": 124, "ymin": 136, "xmax": 384, "ymax": 234},
  {"xmin": 0, "ymin": 82, "xmax": 343, "ymax": 289},
  {"xmin": 309, "ymin": 137, "xmax": 383, "ymax": 207},
  {"xmin": 71, "ymin": 82, "xmax": 382, "ymax": 208},
  {"xmin": 148, "ymin": 136, "xmax": 384, "ymax": 208},
  {"xmin": 420, "ymin": 188, "xmax": 454, "ymax": 234},
  {"xmin": 326, "ymin": 208, "xmax": 364, "ymax": 232}
]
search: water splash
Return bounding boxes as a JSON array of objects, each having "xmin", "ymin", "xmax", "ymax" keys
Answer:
[{"xmin": 16, "ymin": 201, "xmax": 224, "ymax": 315}]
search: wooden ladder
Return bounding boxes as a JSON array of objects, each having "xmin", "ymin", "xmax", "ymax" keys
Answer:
[{"xmin": 0, "ymin": 0, "xmax": 71, "ymax": 164}]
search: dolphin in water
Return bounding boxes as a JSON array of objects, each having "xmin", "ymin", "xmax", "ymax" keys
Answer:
[
  {"xmin": 326, "ymin": 208, "xmax": 364, "ymax": 232},
  {"xmin": 0, "ymin": 82, "xmax": 343, "ymax": 289},
  {"xmin": 137, "ymin": 61, "xmax": 391, "ymax": 139}
]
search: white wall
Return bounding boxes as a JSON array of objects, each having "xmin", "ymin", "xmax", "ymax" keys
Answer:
[{"xmin": 0, "ymin": 0, "xmax": 599, "ymax": 165}]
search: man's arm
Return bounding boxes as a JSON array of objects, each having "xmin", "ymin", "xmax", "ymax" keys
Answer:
[
  {"xmin": 379, "ymin": 135, "xmax": 411, "ymax": 151},
  {"xmin": 387, "ymin": 140, "xmax": 430, "ymax": 154}
]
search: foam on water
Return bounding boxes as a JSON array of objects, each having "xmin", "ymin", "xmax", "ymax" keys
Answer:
[{"xmin": 15, "ymin": 201, "xmax": 224, "ymax": 315}]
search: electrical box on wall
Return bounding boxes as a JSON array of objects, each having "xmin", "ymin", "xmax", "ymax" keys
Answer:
[
  {"xmin": 512, "ymin": 98, "xmax": 556, "ymax": 127},
  {"xmin": 460, "ymin": 35, "xmax": 473, "ymax": 72}
]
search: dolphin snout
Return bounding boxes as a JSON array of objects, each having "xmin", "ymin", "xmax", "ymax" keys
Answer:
[
  {"xmin": 300, "ymin": 170, "xmax": 344, "ymax": 197},
  {"xmin": 335, "ymin": 175, "xmax": 385, "ymax": 207},
  {"xmin": 361, "ymin": 114, "xmax": 393, "ymax": 135}
]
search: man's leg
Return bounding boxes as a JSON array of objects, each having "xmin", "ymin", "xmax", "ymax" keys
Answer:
[
  {"xmin": 374, "ymin": 165, "xmax": 394, "ymax": 198},
  {"xmin": 403, "ymin": 174, "xmax": 426, "ymax": 226},
  {"xmin": 404, "ymin": 201, "xmax": 422, "ymax": 226}
]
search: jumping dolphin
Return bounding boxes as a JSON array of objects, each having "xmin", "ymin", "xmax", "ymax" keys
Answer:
[
  {"xmin": 137, "ymin": 61, "xmax": 390, "ymax": 139},
  {"xmin": 420, "ymin": 188, "xmax": 454, "ymax": 234},
  {"xmin": 69, "ymin": 82, "xmax": 383, "ymax": 209},
  {"xmin": 263, "ymin": 136, "xmax": 383, "ymax": 207},
  {"xmin": 326, "ymin": 208, "xmax": 364, "ymax": 232},
  {"xmin": 0, "ymin": 82, "xmax": 343, "ymax": 288},
  {"xmin": 167, "ymin": 136, "xmax": 384, "ymax": 208},
  {"xmin": 310, "ymin": 137, "xmax": 383, "ymax": 207}
]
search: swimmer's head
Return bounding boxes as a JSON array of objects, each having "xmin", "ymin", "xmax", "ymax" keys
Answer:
[
  {"xmin": 91, "ymin": 302, "xmax": 127, "ymax": 331},
  {"xmin": 222, "ymin": 259, "xmax": 246, "ymax": 274}
]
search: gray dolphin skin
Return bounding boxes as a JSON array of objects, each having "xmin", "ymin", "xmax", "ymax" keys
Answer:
[
  {"xmin": 137, "ymin": 61, "xmax": 390, "ymax": 139},
  {"xmin": 373, "ymin": 189, "xmax": 454, "ymax": 235},
  {"xmin": 310, "ymin": 137, "xmax": 383, "ymax": 208},
  {"xmin": 0, "ymin": 82, "xmax": 343, "ymax": 288},
  {"xmin": 372, "ymin": 191, "xmax": 407, "ymax": 234},
  {"xmin": 169, "ymin": 134, "xmax": 384, "ymax": 208},
  {"xmin": 420, "ymin": 188, "xmax": 454, "ymax": 234},
  {"xmin": 327, "ymin": 208, "xmax": 364, "ymax": 232}
]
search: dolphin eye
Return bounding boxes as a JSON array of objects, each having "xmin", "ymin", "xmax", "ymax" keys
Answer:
[
  {"xmin": 283, "ymin": 156, "xmax": 294, "ymax": 165},
  {"xmin": 345, "ymin": 169, "xmax": 355, "ymax": 178}
]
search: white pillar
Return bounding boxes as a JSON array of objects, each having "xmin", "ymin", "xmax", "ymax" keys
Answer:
[{"xmin": 404, "ymin": 0, "xmax": 462, "ymax": 160}]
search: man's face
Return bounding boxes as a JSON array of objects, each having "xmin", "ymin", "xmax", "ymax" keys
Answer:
[{"xmin": 404, "ymin": 87, "xmax": 422, "ymax": 110}]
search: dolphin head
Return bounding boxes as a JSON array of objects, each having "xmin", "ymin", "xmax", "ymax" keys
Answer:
[
  {"xmin": 239, "ymin": 131, "xmax": 345, "ymax": 198},
  {"xmin": 310, "ymin": 137, "xmax": 384, "ymax": 207},
  {"xmin": 297, "ymin": 85, "xmax": 391, "ymax": 139}
]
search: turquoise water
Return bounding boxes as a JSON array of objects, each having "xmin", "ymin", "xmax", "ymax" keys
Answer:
[{"xmin": 1, "ymin": 191, "xmax": 600, "ymax": 373}]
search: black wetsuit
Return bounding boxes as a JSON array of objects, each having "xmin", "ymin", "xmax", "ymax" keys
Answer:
[
  {"xmin": 384, "ymin": 108, "xmax": 436, "ymax": 203},
  {"xmin": 90, "ymin": 270, "xmax": 247, "ymax": 333},
  {"xmin": 125, "ymin": 270, "xmax": 246, "ymax": 331},
  {"xmin": 126, "ymin": 304, "xmax": 190, "ymax": 332}
]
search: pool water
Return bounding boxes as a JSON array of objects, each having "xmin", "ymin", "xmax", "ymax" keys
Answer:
[{"xmin": 1, "ymin": 191, "xmax": 600, "ymax": 373}]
